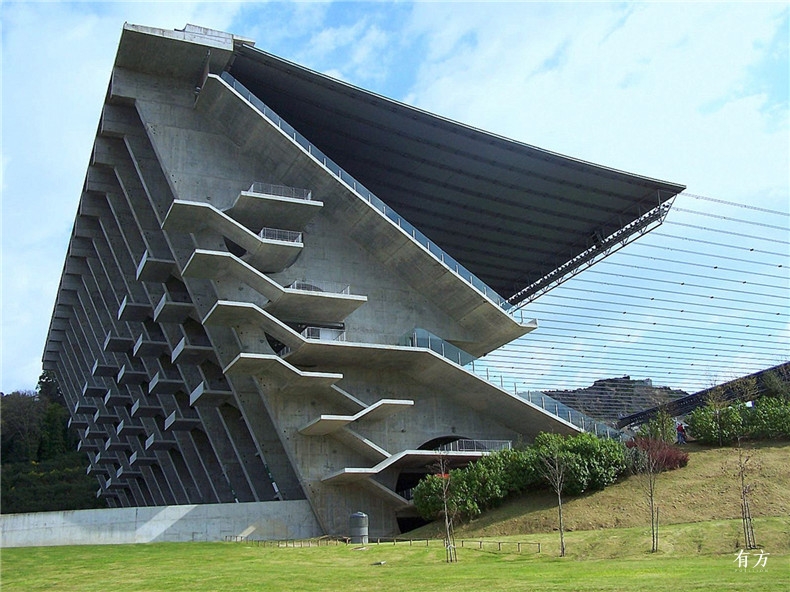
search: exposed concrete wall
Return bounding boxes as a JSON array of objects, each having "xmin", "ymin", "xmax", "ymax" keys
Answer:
[
  {"xmin": 42, "ymin": 24, "xmax": 580, "ymax": 542},
  {"xmin": 0, "ymin": 500, "xmax": 321, "ymax": 548}
]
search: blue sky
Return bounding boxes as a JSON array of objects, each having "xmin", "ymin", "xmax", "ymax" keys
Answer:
[{"xmin": 1, "ymin": 1, "xmax": 788, "ymax": 394}]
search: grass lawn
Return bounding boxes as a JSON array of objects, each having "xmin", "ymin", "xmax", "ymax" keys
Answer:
[
  {"xmin": 2, "ymin": 518, "xmax": 787, "ymax": 591},
  {"xmin": 3, "ymin": 443, "xmax": 788, "ymax": 590}
]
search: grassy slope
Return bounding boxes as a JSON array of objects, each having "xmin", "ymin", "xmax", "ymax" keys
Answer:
[
  {"xmin": 2, "ymin": 521, "xmax": 788, "ymax": 592},
  {"xmin": 443, "ymin": 441, "xmax": 790, "ymax": 538},
  {"xmin": 1, "ymin": 442, "xmax": 788, "ymax": 592}
]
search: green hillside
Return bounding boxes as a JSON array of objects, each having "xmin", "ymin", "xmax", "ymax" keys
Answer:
[{"xmin": 445, "ymin": 441, "xmax": 789, "ymax": 539}]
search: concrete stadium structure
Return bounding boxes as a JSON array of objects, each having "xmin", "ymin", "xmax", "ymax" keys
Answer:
[{"xmin": 43, "ymin": 23, "xmax": 685, "ymax": 537}]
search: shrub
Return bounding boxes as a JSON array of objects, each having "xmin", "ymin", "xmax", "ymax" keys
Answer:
[
  {"xmin": 463, "ymin": 456, "xmax": 505, "ymax": 513},
  {"xmin": 626, "ymin": 437, "xmax": 689, "ymax": 471},
  {"xmin": 533, "ymin": 432, "xmax": 627, "ymax": 495},
  {"xmin": 412, "ymin": 462, "xmax": 500, "ymax": 522},
  {"xmin": 745, "ymin": 396, "xmax": 790, "ymax": 440},
  {"xmin": 412, "ymin": 473, "xmax": 446, "ymax": 520},
  {"xmin": 496, "ymin": 447, "xmax": 542, "ymax": 493},
  {"xmin": 565, "ymin": 432, "xmax": 627, "ymax": 491},
  {"xmin": 687, "ymin": 400, "xmax": 746, "ymax": 445},
  {"xmin": 449, "ymin": 468, "xmax": 484, "ymax": 519},
  {"xmin": 413, "ymin": 433, "xmax": 628, "ymax": 522},
  {"xmin": 637, "ymin": 409, "xmax": 675, "ymax": 444},
  {"xmin": 687, "ymin": 393, "xmax": 790, "ymax": 445}
]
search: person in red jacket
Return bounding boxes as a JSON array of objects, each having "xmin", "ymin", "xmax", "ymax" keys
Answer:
[{"xmin": 676, "ymin": 423, "xmax": 687, "ymax": 445}]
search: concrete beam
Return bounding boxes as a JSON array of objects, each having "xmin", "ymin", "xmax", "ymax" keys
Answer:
[
  {"xmin": 163, "ymin": 200, "xmax": 303, "ymax": 273},
  {"xmin": 299, "ymin": 399, "xmax": 413, "ymax": 436},
  {"xmin": 153, "ymin": 295, "xmax": 195, "ymax": 324},
  {"xmin": 136, "ymin": 251, "xmax": 176, "ymax": 282},
  {"xmin": 184, "ymin": 249, "xmax": 366, "ymax": 324},
  {"xmin": 224, "ymin": 189, "xmax": 323, "ymax": 232}
]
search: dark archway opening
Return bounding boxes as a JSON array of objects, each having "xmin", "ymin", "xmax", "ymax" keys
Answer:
[
  {"xmin": 397, "ymin": 514, "xmax": 430, "ymax": 534},
  {"xmin": 393, "ymin": 435, "xmax": 471, "ymax": 534},
  {"xmin": 224, "ymin": 237, "xmax": 246, "ymax": 258},
  {"xmin": 418, "ymin": 435, "xmax": 462, "ymax": 451}
]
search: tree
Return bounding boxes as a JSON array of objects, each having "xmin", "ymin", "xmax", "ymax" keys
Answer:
[
  {"xmin": 638, "ymin": 407, "xmax": 674, "ymax": 443},
  {"xmin": 1, "ymin": 452, "xmax": 104, "ymax": 513},
  {"xmin": 729, "ymin": 438, "xmax": 759, "ymax": 549},
  {"xmin": 38, "ymin": 401, "xmax": 70, "ymax": 460},
  {"xmin": 435, "ymin": 455, "xmax": 458, "ymax": 563},
  {"xmin": 535, "ymin": 433, "xmax": 572, "ymax": 557},
  {"xmin": 1, "ymin": 387, "xmax": 73, "ymax": 464},
  {"xmin": 1, "ymin": 381, "xmax": 100, "ymax": 513},
  {"xmin": 37, "ymin": 370, "xmax": 65, "ymax": 407},
  {"xmin": 0, "ymin": 391, "xmax": 46, "ymax": 463},
  {"xmin": 629, "ymin": 441, "xmax": 660, "ymax": 553},
  {"xmin": 627, "ymin": 437, "xmax": 688, "ymax": 553},
  {"xmin": 761, "ymin": 370, "xmax": 790, "ymax": 401},
  {"xmin": 411, "ymin": 456, "xmax": 460, "ymax": 563}
]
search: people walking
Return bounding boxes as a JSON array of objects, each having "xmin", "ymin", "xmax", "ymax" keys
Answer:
[{"xmin": 676, "ymin": 422, "xmax": 687, "ymax": 445}]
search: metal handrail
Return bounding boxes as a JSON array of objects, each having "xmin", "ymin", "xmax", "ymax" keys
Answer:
[
  {"xmin": 288, "ymin": 279, "xmax": 351, "ymax": 295},
  {"xmin": 248, "ymin": 182, "xmax": 312, "ymax": 201},
  {"xmin": 437, "ymin": 439, "xmax": 512, "ymax": 452},
  {"xmin": 400, "ymin": 329, "xmax": 476, "ymax": 366},
  {"xmin": 398, "ymin": 327, "xmax": 619, "ymax": 438},
  {"xmin": 517, "ymin": 389, "xmax": 621, "ymax": 438},
  {"xmin": 301, "ymin": 327, "xmax": 346, "ymax": 342},
  {"xmin": 219, "ymin": 71, "xmax": 513, "ymax": 312},
  {"xmin": 259, "ymin": 227, "xmax": 302, "ymax": 243}
]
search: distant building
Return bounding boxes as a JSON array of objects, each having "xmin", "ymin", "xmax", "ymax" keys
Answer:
[{"xmin": 42, "ymin": 24, "xmax": 684, "ymax": 536}]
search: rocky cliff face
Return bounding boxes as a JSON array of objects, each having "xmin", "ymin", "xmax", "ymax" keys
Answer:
[{"xmin": 545, "ymin": 377, "xmax": 688, "ymax": 425}]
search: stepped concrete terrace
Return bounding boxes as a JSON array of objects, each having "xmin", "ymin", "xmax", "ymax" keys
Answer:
[{"xmin": 43, "ymin": 23, "xmax": 685, "ymax": 537}]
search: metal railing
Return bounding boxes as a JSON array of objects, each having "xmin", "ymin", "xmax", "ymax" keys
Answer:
[
  {"xmin": 398, "ymin": 327, "xmax": 619, "ymax": 438},
  {"xmin": 437, "ymin": 439, "xmax": 512, "ymax": 452},
  {"xmin": 518, "ymin": 389, "xmax": 621, "ymax": 438},
  {"xmin": 288, "ymin": 279, "xmax": 351, "ymax": 295},
  {"xmin": 219, "ymin": 71, "xmax": 513, "ymax": 312},
  {"xmin": 258, "ymin": 227, "xmax": 303, "ymax": 243},
  {"xmin": 399, "ymin": 328, "xmax": 476, "ymax": 367},
  {"xmin": 248, "ymin": 182, "xmax": 312, "ymax": 201},
  {"xmin": 301, "ymin": 327, "xmax": 346, "ymax": 342}
]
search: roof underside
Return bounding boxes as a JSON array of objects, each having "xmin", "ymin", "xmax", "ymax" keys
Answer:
[{"xmin": 229, "ymin": 46, "xmax": 685, "ymax": 302}]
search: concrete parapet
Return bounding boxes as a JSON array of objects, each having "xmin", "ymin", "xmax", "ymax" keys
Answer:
[{"xmin": 0, "ymin": 500, "xmax": 321, "ymax": 547}]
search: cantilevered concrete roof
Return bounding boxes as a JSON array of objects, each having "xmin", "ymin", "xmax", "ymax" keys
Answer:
[{"xmin": 229, "ymin": 45, "xmax": 685, "ymax": 302}]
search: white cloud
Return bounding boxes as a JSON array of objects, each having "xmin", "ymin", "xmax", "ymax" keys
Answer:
[
  {"xmin": 403, "ymin": 3, "xmax": 789, "ymax": 206},
  {"xmin": 297, "ymin": 15, "xmax": 396, "ymax": 85}
]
